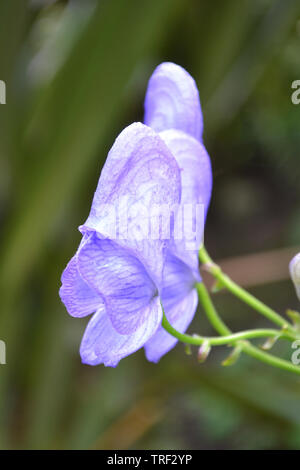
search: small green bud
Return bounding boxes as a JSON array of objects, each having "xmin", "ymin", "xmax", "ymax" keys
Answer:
[
  {"xmin": 211, "ymin": 279, "xmax": 225, "ymax": 293},
  {"xmin": 222, "ymin": 344, "xmax": 243, "ymax": 366},
  {"xmin": 184, "ymin": 344, "xmax": 192, "ymax": 356},
  {"xmin": 261, "ymin": 336, "xmax": 279, "ymax": 351}
]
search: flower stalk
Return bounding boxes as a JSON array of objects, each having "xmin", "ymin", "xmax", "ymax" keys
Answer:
[
  {"xmin": 162, "ymin": 312, "xmax": 295, "ymax": 347},
  {"xmin": 198, "ymin": 245, "xmax": 293, "ymax": 331},
  {"xmin": 161, "ymin": 246, "xmax": 300, "ymax": 376}
]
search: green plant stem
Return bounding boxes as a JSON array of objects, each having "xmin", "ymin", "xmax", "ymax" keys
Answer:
[
  {"xmin": 162, "ymin": 312, "xmax": 293, "ymax": 346},
  {"xmin": 196, "ymin": 282, "xmax": 230, "ymax": 336},
  {"xmin": 162, "ymin": 247, "xmax": 300, "ymax": 375},
  {"xmin": 198, "ymin": 245, "xmax": 293, "ymax": 330},
  {"xmin": 240, "ymin": 342, "xmax": 300, "ymax": 375},
  {"xmin": 196, "ymin": 281, "xmax": 300, "ymax": 376}
]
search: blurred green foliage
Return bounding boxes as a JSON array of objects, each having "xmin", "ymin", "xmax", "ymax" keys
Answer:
[{"xmin": 0, "ymin": 0, "xmax": 300, "ymax": 449}]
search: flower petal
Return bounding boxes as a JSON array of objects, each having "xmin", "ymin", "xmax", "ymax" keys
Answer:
[
  {"xmin": 77, "ymin": 231, "xmax": 158, "ymax": 334},
  {"xmin": 162, "ymin": 251, "xmax": 199, "ymax": 309},
  {"xmin": 160, "ymin": 129, "xmax": 212, "ymax": 271},
  {"xmin": 145, "ymin": 289, "xmax": 198, "ymax": 363},
  {"xmin": 145, "ymin": 252, "xmax": 198, "ymax": 362},
  {"xmin": 160, "ymin": 129, "xmax": 212, "ymax": 216},
  {"xmin": 59, "ymin": 241, "xmax": 104, "ymax": 318},
  {"xmin": 144, "ymin": 62, "xmax": 203, "ymax": 140},
  {"xmin": 81, "ymin": 122, "xmax": 181, "ymax": 287},
  {"xmin": 80, "ymin": 298, "xmax": 162, "ymax": 367}
]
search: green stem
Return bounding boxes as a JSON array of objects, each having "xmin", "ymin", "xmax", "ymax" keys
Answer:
[
  {"xmin": 241, "ymin": 342, "xmax": 300, "ymax": 375},
  {"xmin": 162, "ymin": 311, "xmax": 293, "ymax": 346},
  {"xmin": 196, "ymin": 281, "xmax": 300, "ymax": 376},
  {"xmin": 198, "ymin": 245, "xmax": 292, "ymax": 330},
  {"xmin": 196, "ymin": 282, "xmax": 230, "ymax": 336}
]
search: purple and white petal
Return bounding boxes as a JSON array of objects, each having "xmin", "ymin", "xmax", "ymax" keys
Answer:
[
  {"xmin": 160, "ymin": 129, "xmax": 212, "ymax": 272},
  {"xmin": 145, "ymin": 252, "xmax": 199, "ymax": 362},
  {"xmin": 59, "ymin": 241, "xmax": 104, "ymax": 318},
  {"xmin": 77, "ymin": 231, "xmax": 158, "ymax": 335},
  {"xmin": 81, "ymin": 122, "xmax": 181, "ymax": 287},
  {"xmin": 160, "ymin": 129, "xmax": 212, "ymax": 216},
  {"xmin": 144, "ymin": 62, "xmax": 203, "ymax": 140},
  {"xmin": 162, "ymin": 251, "xmax": 199, "ymax": 307},
  {"xmin": 80, "ymin": 297, "xmax": 162, "ymax": 367},
  {"xmin": 145, "ymin": 289, "xmax": 198, "ymax": 363}
]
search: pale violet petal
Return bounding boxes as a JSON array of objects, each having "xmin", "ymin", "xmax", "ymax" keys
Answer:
[
  {"xmin": 160, "ymin": 129, "xmax": 212, "ymax": 273},
  {"xmin": 144, "ymin": 62, "xmax": 203, "ymax": 140},
  {"xmin": 77, "ymin": 232, "xmax": 158, "ymax": 335},
  {"xmin": 80, "ymin": 122, "xmax": 181, "ymax": 288},
  {"xmin": 145, "ymin": 252, "xmax": 198, "ymax": 362},
  {"xmin": 80, "ymin": 298, "xmax": 162, "ymax": 367},
  {"xmin": 145, "ymin": 289, "xmax": 198, "ymax": 363},
  {"xmin": 59, "ymin": 238, "xmax": 104, "ymax": 318}
]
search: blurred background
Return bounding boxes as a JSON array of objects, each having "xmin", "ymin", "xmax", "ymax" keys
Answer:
[{"xmin": 0, "ymin": 0, "xmax": 300, "ymax": 450}]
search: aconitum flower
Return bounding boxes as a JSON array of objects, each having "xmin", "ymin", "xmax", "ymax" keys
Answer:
[
  {"xmin": 60, "ymin": 123, "xmax": 181, "ymax": 366},
  {"xmin": 290, "ymin": 253, "xmax": 300, "ymax": 300},
  {"xmin": 59, "ymin": 62, "xmax": 212, "ymax": 366}
]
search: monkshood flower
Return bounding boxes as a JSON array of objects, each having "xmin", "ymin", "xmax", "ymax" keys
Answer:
[
  {"xmin": 60, "ymin": 123, "xmax": 181, "ymax": 366},
  {"xmin": 290, "ymin": 253, "xmax": 300, "ymax": 300},
  {"xmin": 59, "ymin": 62, "xmax": 212, "ymax": 366}
]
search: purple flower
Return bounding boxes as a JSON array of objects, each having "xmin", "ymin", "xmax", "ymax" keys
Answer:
[{"xmin": 59, "ymin": 63, "xmax": 212, "ymax": 366}]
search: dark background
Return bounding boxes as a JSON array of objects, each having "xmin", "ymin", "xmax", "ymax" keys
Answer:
[{"xmin": 0, "ymin": 0, "xmax": 300, "ymax": 449}]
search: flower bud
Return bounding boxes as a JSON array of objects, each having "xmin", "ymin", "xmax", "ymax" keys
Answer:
[
  {"xmin": 197, "ymin": 340, "xmax": 211, "ymax": 363},
  {"xmin": 222, "ymin": 344, "xmax": 242, "ymax": 366},
  {"xmin": 184, "ymin": 344, "xmax": 192, "ymax": 356},
  {"xmin": 289, "ymin": 253, "xmax": 300, "ymax": 300}
]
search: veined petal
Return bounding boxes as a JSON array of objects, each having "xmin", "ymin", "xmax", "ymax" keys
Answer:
[
  {"xmin": 160, "ymin": 129, "xmax": 212, "ymax": 270},
  {"xmin": 145, "ymin": 252, "xmax": 198, "ymax": 362},
  {"xmin": 81, "ymin": 122, "xmax": 181, "ymax": 287},
  {"xmin": 77, "ymin": 231, "xmax": 159, "ymax": 335},
  {"xmin": 162, "ymin": 251, "xmax": 199, "ymax": 309},
  {"xmin": 160, "ymin": 129, "xmax": 212, "ymax": 216},
  {"xmin": 59, "ymin": 239, "xmax": 104, "ymax": 318},
  {"xmin": 144, "ymin": 62, "xmax": 203, "ymax": 140},
  {"xmin": 145, "ymin": 289, "xmax": 198, "ymax": 363},
  {"xmin": 80, "ymin": 298, "xmax": 162, "ymax": 367}
]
